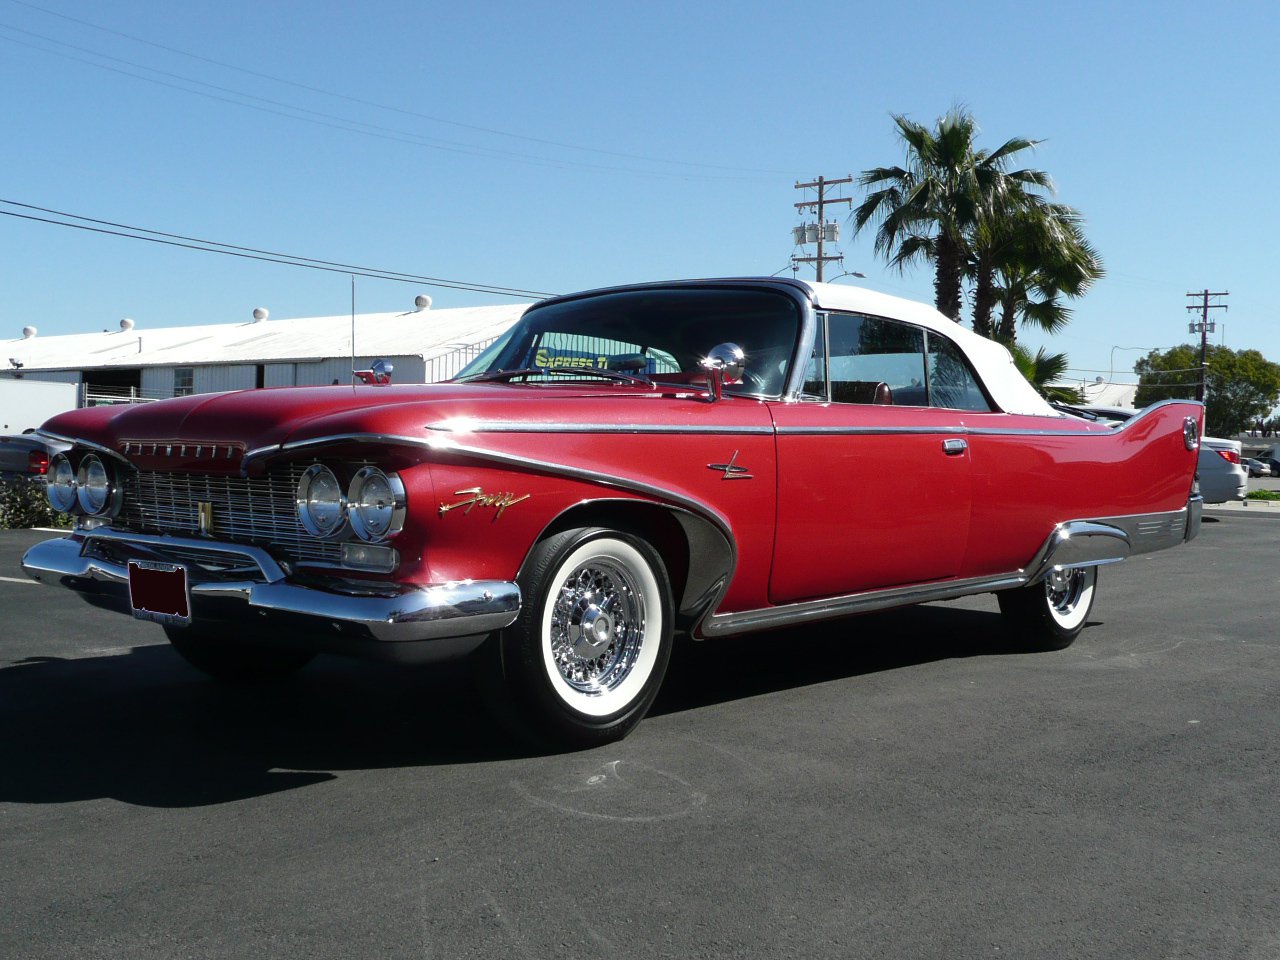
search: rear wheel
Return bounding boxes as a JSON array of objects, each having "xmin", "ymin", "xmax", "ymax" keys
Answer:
[
  {"xmin": 997, "ymin": 566, "xmax": 1098, "ymax": 651},
  {"xmin": 486, "ymin": 527, "xmax": 674, "ymax": 749},
  {"xmin": 164, "ymin": 626, "xmax": 315, "ymax": 682}
]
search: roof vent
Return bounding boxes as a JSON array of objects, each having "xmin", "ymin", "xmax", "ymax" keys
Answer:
[
  {"xmin": 21, "ymin": 326, "xmax": 36, "ymax": 339},
  {"xmin": 119, "ymin": 318, "xmax": 135, "ymax": 331},
  {"xmin": 252, "ymin": 307, "xmax": 269, "ymax": 322},
  {"xmin": 414, "ymin": 295, "xmax": 432, "ymax": 312}
]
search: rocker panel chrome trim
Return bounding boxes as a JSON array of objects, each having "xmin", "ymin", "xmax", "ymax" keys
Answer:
[
  {"xmin": 700, "ymin": 505, "xmax": 1190, "ymax": 639},
  {"xmin": 701, "ymin": 571, "xmax": 1030, "ymax": 637}
]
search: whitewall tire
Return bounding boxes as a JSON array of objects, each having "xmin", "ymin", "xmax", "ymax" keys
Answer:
[
  {"xmin": 493, "ymin": 527, "xmax": 674, "ymax": 748},
  {"xmin": 997, "ymin": 566, "xmax": 1098, "ymax": 651}
]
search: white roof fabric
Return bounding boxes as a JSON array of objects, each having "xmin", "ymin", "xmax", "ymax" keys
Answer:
[
  {"xmin": 801, "ymin": 281, "xmax": 1060, "ymax": 418},
  {"xmin": 2, "ymin": 303, "xmax": 528, "ymax": 371}
]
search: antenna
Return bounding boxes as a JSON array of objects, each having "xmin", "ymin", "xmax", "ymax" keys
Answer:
[{"xmin": 350, "ymin": 274, "xmax": 356, "ymax": 385}]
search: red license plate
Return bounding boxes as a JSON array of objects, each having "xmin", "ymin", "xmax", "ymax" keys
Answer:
[{"xmin": 127, "ymin": 561, "xmax": 191, "ymax": 625}]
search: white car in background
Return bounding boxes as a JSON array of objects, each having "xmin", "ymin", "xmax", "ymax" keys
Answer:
[
  {"xmin": 1197, "ymin": 436, "xmax": 1247, "ymax": 503},
  {"xmin": 1064, "ymin": 405, "xmax": 1245, "ymax": 504}
]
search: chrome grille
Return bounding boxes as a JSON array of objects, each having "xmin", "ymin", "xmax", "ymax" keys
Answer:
[{"xmin": 118, "ymin": 464, "xmax": 341, "ymax": 565}]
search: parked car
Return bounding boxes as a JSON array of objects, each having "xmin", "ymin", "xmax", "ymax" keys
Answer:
[
  {"xmin": 1198, "ymin": 436, "xmax": 1247, "ymax": 503},
  {"xmin": 1245, "ymin": 457, "xmax": 1271, "ymax": 478},
  {"xmin": 1254, "ymin": 447, "xmax": 1280, "ymax": 476},
  {"xmin": 0, "ymin": 433, "xmax": 70, "ymax": 482},
  {"xmin": 22, "ymin": 279, "xmax": 1204, "ymax": 746}
]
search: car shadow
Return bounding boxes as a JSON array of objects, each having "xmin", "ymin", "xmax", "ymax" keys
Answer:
[
  {"xmin": 0, "ymin": 603, "xmax": 1068, "ymax": 808},
  {"xmin": 0, "ymin": 646, "xmax": 519, "ymax": 808},
  {"xmin": 654, "ymin": 602, "xmax": 1059, "ymax": 716}
]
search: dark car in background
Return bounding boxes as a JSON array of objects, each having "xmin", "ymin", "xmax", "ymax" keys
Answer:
[{"xmin": 0, "ymin": 433, "xmax": 70, "ymax": 482}]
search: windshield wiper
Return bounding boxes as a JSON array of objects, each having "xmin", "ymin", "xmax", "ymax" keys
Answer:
[{"xmin": 457, "ymin": 366, "xmax": 654, "ymax": 387}]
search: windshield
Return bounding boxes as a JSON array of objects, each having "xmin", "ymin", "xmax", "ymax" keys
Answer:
[{"xmin": 453, "ymin": 287, "xmax": 803, "ymax": 397}]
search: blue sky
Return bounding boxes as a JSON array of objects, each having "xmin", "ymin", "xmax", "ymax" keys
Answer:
[{"xmin": 1, "ymin": 0, "xmax": 1274, "ymax": 391}]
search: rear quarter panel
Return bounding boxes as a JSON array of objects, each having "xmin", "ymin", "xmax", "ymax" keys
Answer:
[{"xmin": 960, "ymin": 403, "xmax": 1201, "ymax": 577}]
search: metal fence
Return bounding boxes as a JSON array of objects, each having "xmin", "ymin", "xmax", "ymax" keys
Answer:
[
  {"xmin": 82, "ymin": 385, "xmax": 161, "ymax": 407},
  {"xmin": 424, "ymin": 337, "xmax": 498, "ymax": 383}
]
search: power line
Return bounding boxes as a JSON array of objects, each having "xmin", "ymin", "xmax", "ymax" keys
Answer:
[
  {"xmin": 0, "ymin": 198, "xmax": 550, "ymax": 295},
  {"xmin": 0, "ymin": 27, "xmax": 760, "ymax": 182},
  {"xmin": 1, "ymin": 1, "xmax": 794, "ymax": 180},
  {"xmin": 0, "ymin": 201, "xmax": 556, "ymax": 299}
]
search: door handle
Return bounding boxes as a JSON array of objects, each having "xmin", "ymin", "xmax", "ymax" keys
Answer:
[{"xmin": 942, "ymin": 438, "xmax": 968, "ymax": 455}]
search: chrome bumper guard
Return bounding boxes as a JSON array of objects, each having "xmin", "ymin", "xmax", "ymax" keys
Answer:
[
  {"xmin": 22, "ymin": 531, "xmax": 521, "ymax": 659},
  {"xmin": 1185, "ymin": 493, "xmax": 1203, "ymax": 542}
]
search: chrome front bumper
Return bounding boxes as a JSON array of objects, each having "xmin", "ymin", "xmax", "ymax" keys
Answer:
[{"xmin": 21, "ymin": 531, "xmax": 521, "ymax": 664}]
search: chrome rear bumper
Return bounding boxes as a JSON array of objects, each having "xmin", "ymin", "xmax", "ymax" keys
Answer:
[{"xmin": 21, "ymin": 531, "xmax": 521, "ymax": 664}]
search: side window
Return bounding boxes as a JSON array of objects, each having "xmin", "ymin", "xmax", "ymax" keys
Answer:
[
  {"xmin": 926, "ymin": 333, "xmax": 992, "ymax": 411},
  {"xmin": 826, "ymin": 313, "xmax": 927, "ymax": 406},
  {"xmin": 173, "ymin": 367, "xmax": 194, "ymax": 397},
  {"xmin": 801, "ymin": 313, "xmax": 829, "ymax": 399}
]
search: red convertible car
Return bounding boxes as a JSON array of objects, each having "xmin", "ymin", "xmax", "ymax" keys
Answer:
[{"xmin": 22, "ymin": 279, "xmax": 1204, "ymax": 746}]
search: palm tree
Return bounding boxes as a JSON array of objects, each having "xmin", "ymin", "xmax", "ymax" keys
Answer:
[
  {"xmin": 1009, "ymin": 343, "xmax": 1080, "ymax": 403},
  {"xmin": 853, "ymin": 110, "xmax": 1050, "ymax": 322},
  {"xmin": 969, "ymin": 188, "xmax": 1051, "ymax": 338},
  {"xmin": 990, "ymin": 205, "xmax": 1104, "ymax": 344}
]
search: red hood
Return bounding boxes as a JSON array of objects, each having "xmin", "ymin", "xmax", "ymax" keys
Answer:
[{"xmin": 40, "ymin": 381, "xmax": 743, "ymax": 467}]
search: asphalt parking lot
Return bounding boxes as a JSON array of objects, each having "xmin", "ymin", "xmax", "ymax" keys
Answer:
[{"xmin": 2, "ymin": 513, "xmax": 1277, "ymax": 960}]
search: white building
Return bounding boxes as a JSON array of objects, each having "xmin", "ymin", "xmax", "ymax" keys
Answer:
[{"xmin": 2, "ymin": 302, "xmax": 527, "ymax": 404}]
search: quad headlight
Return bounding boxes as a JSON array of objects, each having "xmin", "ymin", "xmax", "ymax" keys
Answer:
[
  {"xmin": 296, "ymin": 464, "xmax": 348, "ymax": 539},
  {"xmin": 75, "ymin": 454, "xmax": 120, "ymax": 516},
  {"xmin": 46, "ymin": 453, "xmax": 78, "ymax": 513},
  {"xmin": 347, "ymin": 467, "xmax": 406, "ymax": 542}
]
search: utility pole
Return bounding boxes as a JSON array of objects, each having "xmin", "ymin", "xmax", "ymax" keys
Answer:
[
  {"xmin": 1185, "ymin": 289, "xmax": 1228, "ymax": 402},
  {"xmin": 793, "ymin": 175, "xmax": 853, "ymax": 281}
]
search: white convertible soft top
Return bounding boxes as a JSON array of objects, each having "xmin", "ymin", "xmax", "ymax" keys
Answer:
[{"xmin": 801, "ymin": 281, "xmax": 1060, "ymax": 418}]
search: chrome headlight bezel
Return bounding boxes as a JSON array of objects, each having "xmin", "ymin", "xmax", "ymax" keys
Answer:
[
  {"xmin": 346, "ymin": 467, "xmax": 406, "ymax": 542},
  {"xmin": 47, "ymin": 453, "xmax": 79, "ymax": 514},
  {"xmin": 74, "ymin": 454, "xmax": 121, "ymax": 516},
  {"xmin": 296, "ymin": 463, "xmax": 349, "ymax": 539}
]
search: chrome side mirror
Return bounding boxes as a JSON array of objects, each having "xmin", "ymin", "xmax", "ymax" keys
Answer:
[{"xmin": 700, "ymin": 343, "xmax": 745, "ymax": 402}]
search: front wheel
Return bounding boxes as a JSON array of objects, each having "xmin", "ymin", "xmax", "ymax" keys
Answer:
[
  {"xmin": 488, "ymin": 527, "xmax": 674, "ymax": 749},
  {"xmin": 997, "ymin": 566, "xmax": 1098, "ymax": 651}
]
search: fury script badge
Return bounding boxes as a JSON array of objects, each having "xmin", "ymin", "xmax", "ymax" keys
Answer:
[{"xmin": 439, "ymin": 487, "xmax": 531, "ymax": 519}]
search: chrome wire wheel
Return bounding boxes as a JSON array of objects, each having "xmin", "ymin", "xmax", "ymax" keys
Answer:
[
  {"xmin": 549, "ymin": 557, "xmax": 646, "ymax": 694},
  {"xmin": 1043, "ymin": 566, "xmax": 1096, "ymax": 632},
  {"xmin": 536, "ymin": 535, "xmax": 666, "ymax": 720}
]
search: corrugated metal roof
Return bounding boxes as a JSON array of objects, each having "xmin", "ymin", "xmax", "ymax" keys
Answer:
[{"xmin": 3, "ymin": 303, "xmax": 527, "ymax": 371}]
